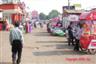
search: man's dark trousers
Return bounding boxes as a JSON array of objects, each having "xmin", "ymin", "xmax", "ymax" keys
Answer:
[
  {"xmin": 12, "ymin": 40, "xmax": 23, "ymax": 64},
  {"xmin": 74, "ymin": 39, "xmax": 79, "ymax": 51}
]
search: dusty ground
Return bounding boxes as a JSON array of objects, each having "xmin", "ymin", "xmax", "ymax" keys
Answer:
[{"xmin": 0, "ymin": 26, "xmax": 96, "ymax": 64}]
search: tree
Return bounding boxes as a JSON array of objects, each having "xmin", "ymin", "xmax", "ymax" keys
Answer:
[
  {"xmin": 39, "ymin": 13, "xmax": 47, "ymax": 20},
  {"xmin": 47, "ymin": 10, "xmax": 60, "ymax": 19}
]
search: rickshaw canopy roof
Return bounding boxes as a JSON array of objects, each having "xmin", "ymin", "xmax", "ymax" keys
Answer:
[{"xmin": 80, "ymin": 11, "xmax": 96, "ymax": 20}]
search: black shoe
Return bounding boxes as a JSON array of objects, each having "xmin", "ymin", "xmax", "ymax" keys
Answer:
[
  {"xmin": 68, "ymin": 43, "xmax": 70, "ymax": 46},
  {"xmin": 12, "ymin": 61, "xmax": 16, "ymax": 64},
  {"xmin": 72, "ymin": 44, "xmax": 74, "ymax": 46},
  {"xmin": 74, "ymin": 48, "xmax": 79, "ymax": 51},
  {"xmin": 17, "ymin": 60, "xmax": 20, "ymax": 64},
  {"xmin": 12, "ymin": 58, "xmax": 16, "ymax": 64}
]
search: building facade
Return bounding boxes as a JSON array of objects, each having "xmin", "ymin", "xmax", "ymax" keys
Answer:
[
  {"xmin": 2, "ymin": 0, "xmax": 20, "ymax": 4},
  {"xmin": 0, "ymin": 0, "xmax": 24, "ymax": 24}
]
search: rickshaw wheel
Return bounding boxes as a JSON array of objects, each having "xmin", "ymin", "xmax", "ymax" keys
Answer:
[
  {"xmin": 88, "ymin": 49, "xmax": 96, "ymax": 55},
  {"xmin": 80, "ymin": 46, "xmax": 87, "ymax": 51},
  {"xmin": 79, "ymin": 44, "xmax": 87, "ymax": 51},
  {"xmin": 80, "ymin": 48, "xmax": 87, "ymax": 51}
]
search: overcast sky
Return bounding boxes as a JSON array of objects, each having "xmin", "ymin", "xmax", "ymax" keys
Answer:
[{"xmin": 20, "ymin": 0, "xmax": 96, "ymax": 14}]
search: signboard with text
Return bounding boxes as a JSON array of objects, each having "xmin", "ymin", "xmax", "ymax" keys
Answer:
[
  {"xmin": 68, "ymin": 15, "xmax": 79, "ymax": 21},
  {"xmin": 63, "ymin": 6, "xmax": 75, "ymax": 10}
]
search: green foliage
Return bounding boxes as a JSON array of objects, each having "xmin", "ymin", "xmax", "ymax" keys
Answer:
[
  {"xmin": 39, "ymin": 10, "xmax": 60, "ymax": 20},
  {"xmin": 47, "ymin": 10, "xmax": 60, "ymax": 19},
  {"xmin": 39, "ymin": 13, "xmax": 47, "ymax": 20}
]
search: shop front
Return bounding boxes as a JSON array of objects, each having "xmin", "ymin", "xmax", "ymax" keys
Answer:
[
  {"xmin": 0, "ymin": 3, "xmax": 23, "ymax": 24},
  {"xmin": 0, "ymin": 3, "xmax": 23, "ymax": 30}
]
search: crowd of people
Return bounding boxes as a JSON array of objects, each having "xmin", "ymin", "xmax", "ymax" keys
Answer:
[{"xmin": 0, "ymin": 18, "xmax": 45, "ymax": 33}]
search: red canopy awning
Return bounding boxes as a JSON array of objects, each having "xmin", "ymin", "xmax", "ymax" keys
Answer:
[
  {"xmin": 79, "ymin": 11, "xmax": 96, "ymax": 20},
  {"xmin": 92, "ymin": 11, "xmax": 96, "ymax": 20}
]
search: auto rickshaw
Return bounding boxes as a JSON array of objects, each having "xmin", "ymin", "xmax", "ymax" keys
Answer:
[{"xmin": 79, "ymin": 11, "xmax": 96, "ymax": 54}]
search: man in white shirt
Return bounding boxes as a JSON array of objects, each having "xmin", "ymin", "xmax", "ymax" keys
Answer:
[{"xmin": 9, "ymin": 22, "xmax": 24, "ymax": 64}]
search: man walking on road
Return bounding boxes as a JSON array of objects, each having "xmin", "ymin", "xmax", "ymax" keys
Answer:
[{"xmin": 9, "ymin": 22, "xmax": 24, "ymax": 64}]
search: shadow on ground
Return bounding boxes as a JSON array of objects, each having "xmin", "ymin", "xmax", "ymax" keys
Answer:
[
  {"xmin": 34, "ymin": 32, "xmax": 66, "ymax": 37},
  {"xmin": 33, "ymin": 50, "xmax": 86, "ymax": 56},
  {"xmin": 0, "ymin": 62, "xmax": 12, "ymax": 64},
  {"xmin": 56, "ymin": 44, "xmax": 73, "ymax": 49},
  {"xmin": 34, "ymin": 32, "xmax": 51, "ymax": 36},
  {"xmin": 36, "ymin": 41, "xmax": 68, "ymax": 43},
  {"xmin": 42, "ymin": 44, "xmax": 73, "ymax": 49},
  {"xmin": 33, "ymin": 44, "xmax": 87, "ymax": 56}
]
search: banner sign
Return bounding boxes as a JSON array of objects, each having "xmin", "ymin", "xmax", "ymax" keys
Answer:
[
  {"xmin": 68, "ymin": 15, "xmax": 79, "ymax": 21},
  {"xmin": 73, "ymin": 4, "xmax": 81, "ymax": 8}
]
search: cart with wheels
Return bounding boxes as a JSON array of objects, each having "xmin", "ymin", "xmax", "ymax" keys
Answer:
[{"xmin": 79, "ymin": 11, "xmax": 96, "ymax": 54}]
